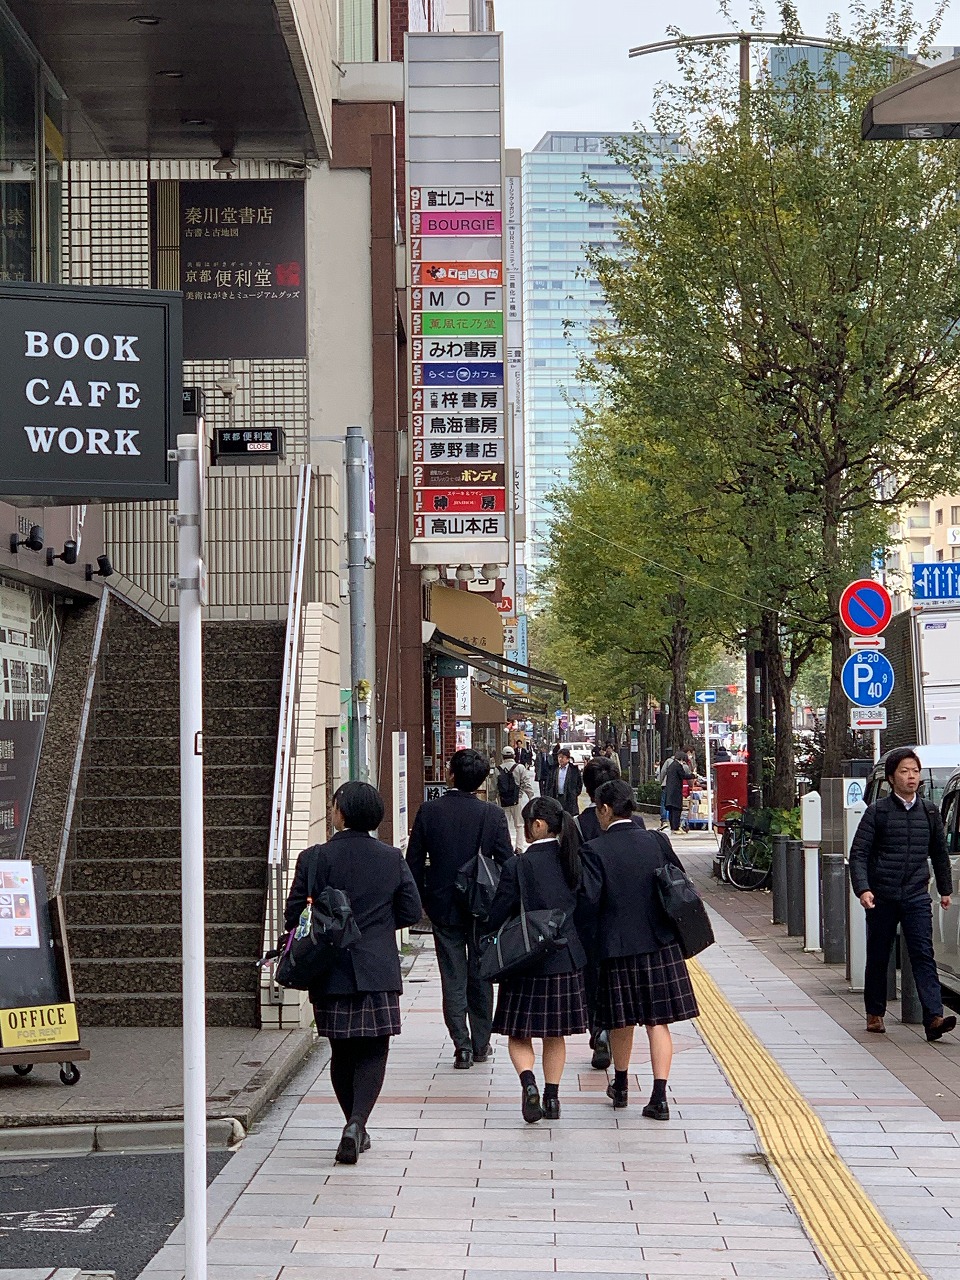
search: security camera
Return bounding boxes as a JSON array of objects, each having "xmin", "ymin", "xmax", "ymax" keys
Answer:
[{"xmin": 215, "ymin": 375, "xmax": 241, "ymax": 397}]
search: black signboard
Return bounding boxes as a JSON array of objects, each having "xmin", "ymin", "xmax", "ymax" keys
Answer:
[
  {"xmin": 151, "ymin": 179, "xmax": 306, "ymax": 360},
  {"xmin": 0, "ymin": 281, "xmax": 181, "ymax": 503},
  {"xmin": 213, "ymin": 426, "xmax": 285, "ymax": 464}
]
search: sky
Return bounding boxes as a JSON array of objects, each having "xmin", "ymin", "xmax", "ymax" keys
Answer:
[{"xmin": 495, "ymin": 0, "xmax": 952, "ymax": 151}]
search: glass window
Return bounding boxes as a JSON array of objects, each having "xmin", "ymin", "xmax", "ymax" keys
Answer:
[
  {"xmin": 339, "ymin": 0, "xmax": 376, "ymax": 61},
  {"xmin": 952, "ymin": 505, "xmax": 960, "ymax": 524},
  {"xmin": 0, "ymin": 19, "xmax": 37, "ymax": 281},
  {"xmin": 936, "ymin": 508, "xmax": 944, "ymax": 525}
]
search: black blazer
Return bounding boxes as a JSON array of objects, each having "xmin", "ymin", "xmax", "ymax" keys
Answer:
[
  {"xmin": 578, "ymin": 806, "xmax": 647, "ymax": 843},
  {"xmin": 544, "ymin": 762, "xmax": 583, "ymax": 815},
  {"xmin": 484, "ymin": 839, "xmax": 586, "ymax": 974},
  {"xmin": 406, "ymin": 790, "xmax": 514, "ymax": 927},
  {"xmin": 284, "ymin": 830, "xmax": 422, "ymax": 999},
  {"xmin": 580, "ymin": 822, "xmax": 682, "ymax": 958}
]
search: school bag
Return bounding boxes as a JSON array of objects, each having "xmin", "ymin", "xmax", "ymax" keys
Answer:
[{"xmin": 496, "ymin": 763, "xmax": 521, "ymax": 807}]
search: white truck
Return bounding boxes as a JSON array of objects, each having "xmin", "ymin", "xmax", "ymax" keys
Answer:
[{"xmin": 883, "ymin": 604, "xmax": 960, "ymax": 749}]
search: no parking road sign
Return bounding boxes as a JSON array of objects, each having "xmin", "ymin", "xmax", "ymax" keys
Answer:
[
  {"xmin": 841, "ymin": 650, "xmax": 895, "ymax": 707},
  {"xmin": 839, "ymin": 579, "xmax": 892, "ymax": 638}
]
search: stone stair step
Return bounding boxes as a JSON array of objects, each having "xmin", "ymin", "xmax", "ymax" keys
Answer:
[
  {"xmin": 77, "ymin": 992, "xmax": 258, "ymax": 1027},
  {"xmin": 82, "ymin": 765, "xmax": 274, "ymax": 799},
  {"xmin": 65, "ymin": 888, "xmax": 264, "ymax": 927},
  {"xmin": 79, "ymin": 794, "xmax": 271, "ymax": 829},
  {"xmin": 102, "ymin": 648, "xmax": 285, "ymax": 684},
  {"xmin": 103, "ymin": 622, "xmax": 284, "ymax": 660},
  {"xmin": 72, "ymin": 957, "xmax": 259, "ymax": 995},
  {"xmin": 93, "ymin": 706, "xmax": 278, "ymax": 738},
  {"xmin": 75, "ymin": 826, "xmax": 268, "ymax": 860},
  {"xmin": 68, "ymin": 923, "xmax": 262, "ymax": 959},
  {"xmin": 67, "ymin": 857, "xmax": 266, "ymax": 893},
  {"xmin": 88, "ymin": 735, "xmax": 276, "ymax": 768},
  {"xmin": 97, "ymin": 677, "xmax": 282, "ymax": 711}
]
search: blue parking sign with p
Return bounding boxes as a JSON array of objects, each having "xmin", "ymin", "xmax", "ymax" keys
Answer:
[{"xmin": 841, "ymin": 651, "xmax": 895, "ymax": 707}]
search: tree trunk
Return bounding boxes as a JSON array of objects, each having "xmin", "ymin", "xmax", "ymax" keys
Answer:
[
  {"xmin": 821, "ymin": 473, "xmax": 846, "ymax": 779},
  {"xmin": 765, "ymin": 624, "xmax": 797, "ymax": 810},
  {"xmin": 666, "ymin": 616, "xmax": 694, "ymax": 753}
]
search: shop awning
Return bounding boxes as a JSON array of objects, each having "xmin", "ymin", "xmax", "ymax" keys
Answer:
[
  {"xmin": 862, "ymin": 56, "xmax": 960, "ymax": 139},
  {"xmin": 426, "ymin": 627, "xmax": 568, "ymax": 708}
]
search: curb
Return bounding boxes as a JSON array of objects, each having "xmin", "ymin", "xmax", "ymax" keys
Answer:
[
  {"xmin": 0, "ymin": 1271, "xmax": 115, "ymax": 1279},
  {"xmin": 0, "ymin": 1116, "xmax": 242, "ymax": 1158}
]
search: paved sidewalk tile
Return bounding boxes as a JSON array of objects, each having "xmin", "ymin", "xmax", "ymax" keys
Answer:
[{"xmin": 138, "ymin": 942, "xmax": 830, "ymax": 1280}]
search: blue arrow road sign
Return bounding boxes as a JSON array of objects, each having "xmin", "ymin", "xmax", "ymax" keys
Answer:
[
  {"xmin": 694, "ymin": 689, "xmax": 717, "ymax": 704},
  {"xmin": 841, "ymin": 651, "xmax": 895, "ymax": 707},
  {"xmin": 913, "ymin": 563, "xmax": 960, "ymax": 600}
]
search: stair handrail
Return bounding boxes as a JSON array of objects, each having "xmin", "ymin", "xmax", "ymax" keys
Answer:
[{"xmin": 268, "ymin": 463, "xmax": 313, "ymax": 875}]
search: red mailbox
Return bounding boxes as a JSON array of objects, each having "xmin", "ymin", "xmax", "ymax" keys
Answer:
[{"xmin": 713, "ymin": 760, "xmax": 747, "ymax": 826}]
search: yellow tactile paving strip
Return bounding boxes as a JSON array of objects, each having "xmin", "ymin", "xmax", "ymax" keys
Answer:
[{"xmin": 689, "ymin": 959, "xmax": 929, "ymax": 1280}]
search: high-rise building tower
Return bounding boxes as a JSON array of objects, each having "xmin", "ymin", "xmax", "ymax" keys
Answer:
[{"xmin": 521, "ymin": 131, "xmax": 680, "ymax": 574}]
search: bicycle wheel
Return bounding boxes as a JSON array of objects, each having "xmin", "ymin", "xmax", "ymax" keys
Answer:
[
  {"xmin": 727, "ymin": 833, "xmax": 773, "ymax": 891},
  {"xmin": 718, "ymin": 817, "xmax": 742, "ymax": 883}
]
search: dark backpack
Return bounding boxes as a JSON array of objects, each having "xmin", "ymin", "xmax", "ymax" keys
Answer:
[{"xmin": 497, "ymin": 764, "xmax": 521, "ymax": 807}]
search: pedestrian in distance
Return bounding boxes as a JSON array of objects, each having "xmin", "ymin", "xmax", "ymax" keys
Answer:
[
  {"xmin": 535, "ymin": 743, "xmax": 552, "ymax": 790},
  {"xmin": 485, "ymin": 796, "xmax": 588, "ymax": 1123},
  {"xmin": 544, "ymin": 746, "xmax": 584, "ymax": 817},
  {"xmin": 284, "ymin": 781, "xmax": 423, "ymax": 1165},
  {"xmin": 406, "ymin": 748, "xmax": 514, "ymax": 1069},
  {"xmin": 580, "ymin": 779, "xmax": 700, "ymax": 1120},
  {"xmin": 602, "ymin": 744, "xmax": 622, "ymax": 777},
  {"xmin": 849, "ymin": 746, "xmax": 956, "ymax": 1041},
  {"xmin": 496, "ymin": 745, "xmax": 537, "ymax": 852},
  {"xmin": 661, "ymin": 748, "xmax": 692, "ymax": 834}
]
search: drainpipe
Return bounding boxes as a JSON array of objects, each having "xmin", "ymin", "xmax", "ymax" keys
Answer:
[{"xmin": 346, "ymin": 425, "xmax": 370, "ymax": 780}]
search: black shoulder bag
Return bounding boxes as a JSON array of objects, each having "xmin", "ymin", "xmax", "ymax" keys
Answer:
[
  {"xmin": 273, "ymin": 847, "xmax": 362, "ymax": 990},
  {"xmin": 478, "ymin": 858, "xmax": 568, "ymax": 983},
  {"xmin": 652, "ymin": 834, "xmax": 715, "ymax": 960},
  {"xmin": 455, "ymin": 807, "xmax": 502, "ymax": 918}
]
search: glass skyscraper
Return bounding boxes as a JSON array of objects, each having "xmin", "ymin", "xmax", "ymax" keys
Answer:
[{"xmin": 521, "ymin": 131, "xmax": 680, "ymax": 573}]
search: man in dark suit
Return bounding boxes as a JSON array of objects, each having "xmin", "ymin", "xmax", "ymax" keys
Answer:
[
  {"xmin": 543, "ymin": 747, "xmax": 583, "ymax": 816},
  {"xmin": 406, "ymin": 748, "xmax": 514, "ymax": 1069}
]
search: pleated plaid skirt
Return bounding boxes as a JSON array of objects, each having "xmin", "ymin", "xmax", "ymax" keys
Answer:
[
  {"xmin": 492, "ymin": 969, "xmax": 589, "ymax": 1039},
  {"xmin": 596, "ymin": 943, "xmax": 700, "ymax": 1029},
  {"xmin": 312, "ymin": 991, "xmax": 402, "ymax": 1039}
]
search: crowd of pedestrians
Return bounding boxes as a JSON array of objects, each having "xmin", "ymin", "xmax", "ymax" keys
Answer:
[{"xmin": 285, "ymin": 746, "xmax": 700, "ymax": 1163}]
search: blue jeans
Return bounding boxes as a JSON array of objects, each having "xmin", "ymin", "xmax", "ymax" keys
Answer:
[{"xmin": 864, "ymin": 893, "xmax": 943, "ymax": 1023}]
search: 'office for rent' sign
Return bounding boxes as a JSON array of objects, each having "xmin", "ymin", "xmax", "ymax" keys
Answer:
[{"xmin": 0, "ymin": 282, "xmax": 181, "ymax": 502}]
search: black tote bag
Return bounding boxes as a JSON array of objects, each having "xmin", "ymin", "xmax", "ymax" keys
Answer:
[
  {"xmin": 653, "ymin": 849, "xmax": 715, "ymax": 960},
  {"xmin": 478, "ymin": 860, "xmax": 567, "ymax": 982}
]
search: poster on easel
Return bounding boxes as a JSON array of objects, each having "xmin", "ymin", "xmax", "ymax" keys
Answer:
[{"xmin": 0, "ymin": 859, "xmax": 39, "ymax": 949}]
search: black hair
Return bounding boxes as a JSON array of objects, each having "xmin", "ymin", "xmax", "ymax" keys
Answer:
[
  {"xmin": 449, "ymin": 747, "xmax": 491, "ymax": 792},
  {"xmin": 884, "ymin": 747, "xmax": 922, "ymax": 782},
  {"xmin": 521, "ymin": 795, "xmax": 582, "ymax": 889},
  {"xmin": 594, "ymin": 778, "xmax": 636, "ymax": 818},
  {"xmin": 332, "ymin": 780, "xmax": 385, "ymax": 831},
  {"xmin": 583, "ymin": 756, "xmax": 619, "ymax": 800},
  {"xmin": 557, "ymin": 746, "xmax": 572, "ymax": 759}
]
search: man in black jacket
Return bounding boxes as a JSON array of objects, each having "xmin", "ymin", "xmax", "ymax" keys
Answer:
[
  {"xmin": 543, "ymin": 747, "xmax": 584, "ymax": 816},
  {"xmin": 406, "ymin": 749, "xmax": 514, "ymax": 1069},
  {"xmin": 849, "ymin": 746, "xmax": 955, "ymax": 1041}
]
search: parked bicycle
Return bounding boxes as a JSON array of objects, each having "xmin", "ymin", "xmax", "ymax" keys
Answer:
[{"xmin": 717, "ymin": 807, "xmax": 773, "ymax": 891}]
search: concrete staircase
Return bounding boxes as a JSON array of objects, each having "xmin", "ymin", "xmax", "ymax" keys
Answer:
[{"xmin": 64, "ymin": 605, "xmax": 284, "ymax": 1027}]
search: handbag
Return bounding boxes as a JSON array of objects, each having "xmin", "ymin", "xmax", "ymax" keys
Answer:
[
  {"xmin": 274, "ymin": 854, "xmax": 362, "ymax": 990},
  {"xmin": 478, "ymin": 860, "xmax": 568, "ymax": 982},
  {"xmin": 653, "ymin": 843, "xmax": 715, "ymax": 960},
  {"xmin": 455, "ymin": 809, "xmax": 502, "ymax": 918}
]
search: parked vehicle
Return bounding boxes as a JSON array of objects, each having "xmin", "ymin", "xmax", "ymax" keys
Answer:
[
  {"xmin": 933, "ymin": 770, "xmax": 960, "ymax": 996},
  {"xmin": 884, "ymin": 605, "xmax": 960, "ymax": 748},
  {"xmin": 863, "ymin": 745, "xmax": 960, "ymax": 808}
]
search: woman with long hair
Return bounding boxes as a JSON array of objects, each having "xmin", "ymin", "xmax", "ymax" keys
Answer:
[
  {"xmin": 484, "ymin": 796, "xmax": 588, "ymax": 1123},
  {"xmin": 284, "ymin": 781, "xmax": 422, "ymax": 1164}
]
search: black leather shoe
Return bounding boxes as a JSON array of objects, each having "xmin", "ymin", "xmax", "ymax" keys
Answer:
[
  {"xmin": 360, "ymin": 1129, "xmax": 372, "ymax": 1152},
  {"xmin": 335, "ymin": 1121, "xmax": 363, "ymax": 1164},
  {"xmin": 606, "ymin": 1082, "xmax": 628, "ymax": 1109},
  {"xmin": 642, "ymin": 1100, "xmax": 670, "ymax": 1121},
  {"xmin": 926, "ymin": 1014, "xmax": 957, "ymax": 1042},
  {"xmin": 542, "ymin": 1096, "xmax": 561, "ymax": 1120},
  {"xmin": 473, "ymin": 1044, "xmax": 491, "ymax": 1063},
  {"xmin": 522, "ymin": 1082, "xmax": 543, "ymax": 1123},
  {"xmin": 591, "ymin": 1030, "xmax": 612, "ymax": 1071},
  {"xmin": 454, "ymin": 1047, "xmax": 473, "ymax": 1069}
]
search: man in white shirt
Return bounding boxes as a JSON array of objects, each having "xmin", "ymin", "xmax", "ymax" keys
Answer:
[{"xmin": 496, "ymin": 746, "xmax": 536, "ymax": 851}]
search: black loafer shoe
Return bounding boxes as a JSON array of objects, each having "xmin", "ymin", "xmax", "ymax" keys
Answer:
[
  {"xmin": 360, "ymin": 1129, "xmax": 371, "ymax": 1153},
  {"xmin": 591, "ymin": 1031, "xmax": 612, "ymax": 1071},
  {"xmin": 542, "ymin": 1096, "xmax": 560, "ymax": 1120},
  {"xmin": 606, "ymin": 1082, "xmax": 628, "ymax": 1109},
  {"xmin": 642, "ymin": 1100, "xmax": 670, "ymax": 1121},
  {"xmin": 522, "ymin": 1082, "xmax": 543, "ymax": 1123},
  {"xmin": 926, "ymin": 1014, "xmax": 957, "ymax": 1042},
  {"xmin": 473, "ymin": 1045, "xmax": 491, "ymax": 1063},
  {"xmin": 335, "ymin": 1121, "xmax": 363, "ymax": 1164},
  {"xmin": 454, "ymin": 1047, "xmax": 473, "ymax": 1069}
]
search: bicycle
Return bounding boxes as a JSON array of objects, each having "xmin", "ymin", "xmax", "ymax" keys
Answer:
[{"xmin": 718, "ymin": 807, "xmax": 774, "ymax": 891}]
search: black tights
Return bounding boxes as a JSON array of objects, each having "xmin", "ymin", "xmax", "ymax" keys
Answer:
[{"xmin": 328, "ymin": 1036, "xmax": 391, "ymax": 1129}]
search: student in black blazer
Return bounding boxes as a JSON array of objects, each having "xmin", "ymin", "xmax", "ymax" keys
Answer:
[
  {"xmin": 406, "ymin": 749, "xmax": 514, "ymax": 1069},
  {"xmin": 485, "ymin": 797, "xmax": 588, "ymax": 1124},
  {"xmin": 544, "ymin": 747, "xmax": 583, "ymax": 816},
  {"xmin": 285, "ymin": 781, "xmax": 422, "ymax": 1165},
  {"xmin": 580, "ymin": 779, "xmax": 700, "ymax": 1122}
]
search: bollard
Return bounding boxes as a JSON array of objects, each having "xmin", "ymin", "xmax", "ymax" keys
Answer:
[
  {"xmin": 900, "ymin": 935, "xmax": 924, "ymax": 1025},
  {"xmin": 821, "ymin": 853, "xmax": 847, "ymax": 965},
  {"xmin": 786, "ymin": 839, "xmax": 804, "ymax": 937},
  {"xmin": 771, "ymin": 834, "xmax": 788, "ymax": 925}
]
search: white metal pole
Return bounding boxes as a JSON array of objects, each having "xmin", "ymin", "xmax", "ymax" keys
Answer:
[
  {"xmin": 703, "ymin": 700, "xmax": 713, "ymax": 835},
  {"xmin": 872, "ymin": 728, "xmax": 881, "ymax": 764},
  {"xmin": 801, "ymin": 791, "xmax": 822, "ymax": 953},
  {"xmin": 177, "ymin": 432, "xmax": 207, "ymax": 1280}
]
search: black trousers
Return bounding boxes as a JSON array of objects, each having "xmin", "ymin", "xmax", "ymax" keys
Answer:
[
  {"xmin": 864, "ymin": 894, "xmax": 943, "ymax": 1023},
  {"xmin": 432, "ymin": 920, "xmax": 493, "ymax": 1054},
  {"xmin": 666, "ymin": 805, "xmax": 682, "ymax": 833}
]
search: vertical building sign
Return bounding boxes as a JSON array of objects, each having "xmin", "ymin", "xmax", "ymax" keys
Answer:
[{"xmin": 405, "ymin": 32, "xmax": 512, "ymax": 567}]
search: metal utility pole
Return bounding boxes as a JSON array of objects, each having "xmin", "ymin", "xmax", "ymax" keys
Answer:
[{"xmin": 346, "ymin": 425, "xmax": 370, "ymax": 780}]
